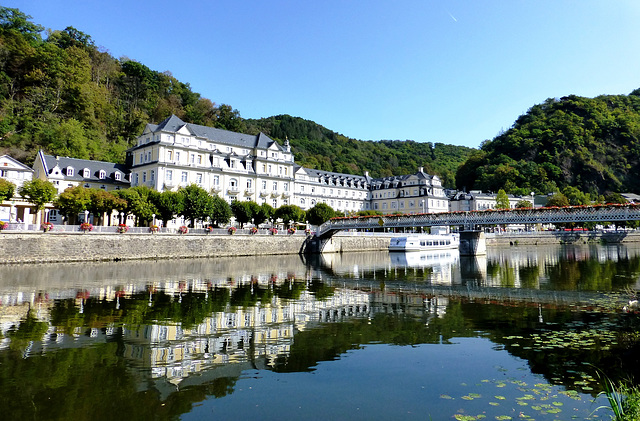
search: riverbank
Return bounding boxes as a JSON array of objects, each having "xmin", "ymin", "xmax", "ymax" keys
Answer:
[{"xmin": 3, "ymin": 230, "xmax": 640, "ymax": 264}]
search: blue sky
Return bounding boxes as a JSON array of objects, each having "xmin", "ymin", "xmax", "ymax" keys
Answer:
[{"xmin": 6, "ymin": 1, "xmax": 640, "ymax": 148}]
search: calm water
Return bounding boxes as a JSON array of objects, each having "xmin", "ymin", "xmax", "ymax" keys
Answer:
[{"xmin": 1, "ymin": 244, "xmax": 640, "ymax": 420}]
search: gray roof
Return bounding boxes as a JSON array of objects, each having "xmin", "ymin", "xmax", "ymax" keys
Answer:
[
  {"xmin": 41, "ymin": 153, "xmax": 130, "ymax": 186},
  {"xmin": 302, "ymin": 167, "xmax": 368, "ymax": 182},
  {"xmin": 137, "ymin": 115, "xmax": 281, "ymax": 151}
]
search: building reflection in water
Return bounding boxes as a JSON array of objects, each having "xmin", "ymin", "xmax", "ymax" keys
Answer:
[{"xmin": 2, "ymin": 244, "xmax": 640, "ymax": 390}]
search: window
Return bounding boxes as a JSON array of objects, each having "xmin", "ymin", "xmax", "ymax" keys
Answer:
[
  {"xmin": 301, "ymin": 198, "xmax": 306, "ymax": 205},
  {"xmin": 83, "ymin": 169, "xmax": 90, "ymax": 178},
  {"xmin": 150, "ymin": 170, "xmax": 155, "ymax": 182},
  {"xmin": 115, "ymin": 172, "xmax": 122, "ymax": 181},
  {"xmin": 175, "ymin": 152, "xmax": 180, "ymax": 161},
  {"xmin": 167, "ymin": 151, "xmax": 173, "ymax": 161},
  {"xmin": 262, "ymin": 180, "xmax": 267, "ymax": 189},
  {"xmin": 166, "ymin": 170, "xmax": 173, "ymax": 181},
  {"xmin": 272, "ymin": 199, "xmax": 277, "ymax": 207},
  {"xmin": 135, "ymin": 174, "xmax": 139, "ymax": 184},
  {"xmin": 268, "ymin": 165, "xmax": 272, "ymax": 173},
  {"xmin": 229, "ymin": 179, "xmax": 238, "ymax": 188},
  {"xmin": 273, "ymin": 181, "xmax": 277, "ymax": 191},
  {"xmin": 190, "ymin": 154, "xmax": 195, "ymax": 164},
  {"xmin": 284, "ymin": 183, "xmax": 288, "ymax": 191},
  {"xmin": 67, "ymin": 167, "xmax": 74, "ymax": 176},
  {"xmin": 247, "ymin": 179, "xmax": 252, "ymax": 188},
  {"xmin": 142, "ymin": 172, "xmax": 146, "ymax": 183},
  {"xmin": 213, "ymin": 175, "xmax": 220, "ymax": 186},
  {"xmin": 300, "ymin": 185, "xmax": 305, "ymax": 192},
  {"xmin": 262, "ymin": 164, "xmax": 267, "ymax": 172},
  {"xmin": 181, "ymin": 171, "xmax": 188, "ymax": 182},
  {"xmin": 197, "ymin": 155, "xmax": 202, "ymax": 164},
  {"xmin": 196, "ymin": 173, "xmax": 202, "ymax": 184}
]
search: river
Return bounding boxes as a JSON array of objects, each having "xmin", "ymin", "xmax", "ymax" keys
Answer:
[{"xmin": 1, "ymin": 243, "xmax": 639, "ymax": 420}]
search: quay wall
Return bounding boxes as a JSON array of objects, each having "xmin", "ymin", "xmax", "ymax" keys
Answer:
[{"xmin": 2, "ymin": 231, "xmax": 640, "ymax": 264}]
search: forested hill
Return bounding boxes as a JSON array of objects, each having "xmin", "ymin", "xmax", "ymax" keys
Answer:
[
  {"xmin": 0, "ymin": 7, "xmax": 475, "ymax": 187},
  {"xmin": 456, "ymin": 92, "xmax": 640, "ymax": 196},
  {"xmin": 245, "ymin": 115, "xmax": 475, "ymax": 186}
]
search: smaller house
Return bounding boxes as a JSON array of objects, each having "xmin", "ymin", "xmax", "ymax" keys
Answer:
[
  {"xmin": 32, "ymin": 151, "xmax": 131, "ymax": 194},
  {"xmin": 0, "ymin": 155, "xmax": 35, "ymax": 223}
]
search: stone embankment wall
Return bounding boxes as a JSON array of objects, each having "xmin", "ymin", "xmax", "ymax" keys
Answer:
[
  {"xmin": 487, "ymin": 231, "xmax": 640, "ymax": 246},
  {"xmin": 2, "ymin": 231, "xmax": 640, "ymax": 264}
]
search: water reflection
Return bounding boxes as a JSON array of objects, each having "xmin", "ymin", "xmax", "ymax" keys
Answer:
[{"xmin": 1, "ymin": 244, "xmax": 640, "ymax": 420}]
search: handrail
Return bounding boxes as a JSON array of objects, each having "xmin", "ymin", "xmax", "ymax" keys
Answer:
[{"xmin": 316, "ymin": 204, "xmax": 640, "ymax": 237}]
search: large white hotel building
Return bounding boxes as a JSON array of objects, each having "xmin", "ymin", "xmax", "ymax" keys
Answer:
[{"xmin": 123, "ymin": 115, "xmax": 449, "ymax": 215}]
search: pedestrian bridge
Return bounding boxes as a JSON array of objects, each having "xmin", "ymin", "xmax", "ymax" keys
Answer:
[{"xmin": 306, "ymin": 204, "xmax": 640, "ymax": 256}]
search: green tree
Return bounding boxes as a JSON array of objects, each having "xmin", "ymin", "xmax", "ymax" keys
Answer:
[
  {"xmin": 561, "ymin": 186, "xmax": 591, "ymax": 206},
  {"xmin": 152, "ymin": 190, "xmax": 184, "ymax": 226},
  {"xmin": 253, "ymin": 202, "xmax": 274, "ymax": 226},
  {"xmin": 274, "ymin": 205, "xmax": 305, "ymax": 228},
  {"xmin": 0, "ymin": 179, "xmax": 15, "ymax": 201},
  {"xmin": 18, "ymin": 179, "xmax": 57, "ymax": 223},
  {"xmin": 114, "ymin": 187, "xmax": 157, "ymax": 226},
  {"xmin": 87, "ymin": 189, "xmax": 126, "ymax": 226},
  {"xmin": 546, "ymin": 193, "xmax": 570, "ymax": 207},
  {"xmin": 179, "ymin": 184, "xmax": 212, "ymax": 227},
  {"xmin": 230, "ymin": 200, "xmax": 260, "ymax": 228},
  {"xmin": 208, "ymin": 195, "xmax": 232, "ymax": 227},
  {"xmin": 603, "ymin": 192, "xmax": 627, "ymax": 204},
  {"xmin": 306, "ymin": 203, "xmax": 336, "ymax": 226},
  {"xmin": 495, "ymin": 189, "xmax": 510, "ymax": 210},
  {"xmin": 515, "ymin": 199, "xmax": 532, "ymax": 208},
  {"xmin": 54, "ymin": 185, "xmax": 91, "ymax": 224}
]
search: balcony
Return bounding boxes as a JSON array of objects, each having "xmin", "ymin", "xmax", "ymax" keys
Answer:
[
  {"xmin": 227, "ymin": 186, "xmax": 240, "ymax": 194},
  {"xmin": 259, "ymin": 190, "xmax": 269, "ymax": 197},
  {"xmin": 211, "ymin": 185, "xmax": 222, "ymax": 193},
  {"xmin": 245, "ymin": 188, "xmax": 255, "ymax": 196},
  {"xmin": 282, "ymin": 191, "xmax": 291, "ymax": 198}
]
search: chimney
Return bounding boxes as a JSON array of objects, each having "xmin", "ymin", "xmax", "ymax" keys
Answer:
[{"xmin": 418, "ymin": 166, "xmax": 424, "ymax": 173}]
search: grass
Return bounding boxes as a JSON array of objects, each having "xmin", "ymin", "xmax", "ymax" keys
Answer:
[{"xmin": 593, "ymin": 366, "xmax": 640, "ymax": 420}]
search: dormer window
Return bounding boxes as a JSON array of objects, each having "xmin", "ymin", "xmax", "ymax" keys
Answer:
[
  {"xmin": 99, "ymin": 170, "xmax": 106, "ymax": 179},
  {"xmin": 67, "ymin": 167, "xmax": 74, "ymax": 176},
  {"xmin": 83, "ymin": 169, "xmax": 90, "ymax": 178},
  {"xmin": 114, "ymin": 172, "xmax": 122, "ymax": 181}
]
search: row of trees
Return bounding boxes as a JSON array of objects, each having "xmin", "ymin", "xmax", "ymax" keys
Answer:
[{"xmin": 4, "ymin": 178, "xmax": 346, "ymax": 228}]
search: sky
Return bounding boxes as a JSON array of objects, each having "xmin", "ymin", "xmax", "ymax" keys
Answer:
[{"xmin": 5, "ymin": 1, "xmax": 640, "ymax": 148}]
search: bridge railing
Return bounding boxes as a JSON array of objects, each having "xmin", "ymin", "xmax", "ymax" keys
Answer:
[{"xmin": 316, "ymin": 204, "xmax": 640, "ymax": 237}]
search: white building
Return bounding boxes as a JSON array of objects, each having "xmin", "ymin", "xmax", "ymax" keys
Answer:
[
  {"xmin": 448, "ymin": 190, "xmax": 530, "ymax": 212},
  {"xmin": 32, "ymin": 150, "xmax": 131, "ymax": 195},
  {"xmin": 127, "ymin": 115, "xmax": 296, "ymax": 208},
  {"xmin": 127, "ymin": 115, "xmax": 450, "ymax": 216},
  {"xmin": 369, "ymin": 168, "xmax": 449, "ymax": 214}
]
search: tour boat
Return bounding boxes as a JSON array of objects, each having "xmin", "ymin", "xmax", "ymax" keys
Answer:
[{"xmin": 388, "ymin": 234, "xmax": 459, "ymax": 252}]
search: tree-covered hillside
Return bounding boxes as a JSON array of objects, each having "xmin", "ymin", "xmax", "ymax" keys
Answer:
[
  {"xmin": 0, "ymin": 7, "xmax": 475, "ymax": 187},
  {"xmin": 245, "ymin": 115, "xmax": 475, "ymax": 186},
  {"xmin": 0, "ymin": 7, "xmax": 245, "ymax": 165},
  {"xmin": 456, "ymin": 93, "xmax": 640, "ymax": 196}
]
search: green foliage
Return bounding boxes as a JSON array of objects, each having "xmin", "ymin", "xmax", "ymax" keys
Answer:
[
  {"xmin": 458, "ymin": 93, "xmax": 640, "ymax": 195},
  {"xmin": 253, "ymin": 202, "xmax": 274, "ymax": 226},
  {"xmin": 54, "ymin": 185, "xmax": 91, "ymax": 223},
  {"xmin": 18, "ymin": 179, "xmax": 56, "ymax": 211},
  {"xmin": 495, "ymin": 189, "xmax": 510, "ymax": 209},
  {"xmin": 152, "ymin": 190, "xmax": 184, "ymax": 226},
  {"xmin": 208, "ymin": 195, "xmax": 232, "ymax": 227},
  {"xmin": 178, "ymin": 184, "xmax": 212, "ymax": 227},
  {"xmin": 546, "ymin": 193, "xmax": 570, "ymax": 207},
  {"xmin": 561, "ymin": 186, "xmax": 591, "ymax": 206},
  {"xmin": 245, "ymin": 115, "xmax": 475, "ymax": 185},
  {"xmin": 306, "ymin": 202, "xmax": 336, "ymax": 226},
  {"xmin": 274, "ymin": 205, "xmax": 306, "ymax": 227},
  {"xmin": 230, "ymin": 200, "xmax": 260, "ymax": 228},
  {"xmin": 515, "ymin": 199, "xmax": 532, "ymax": 208},
  {"xmin": 86, "ymin": 188, "xmax": 126, "ymax": 225},
  {"xmin": 0, "ymin": 178, "xmax": 15, "ymax": 200}
]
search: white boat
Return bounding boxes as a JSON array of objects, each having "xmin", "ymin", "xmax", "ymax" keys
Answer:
[{"xmin": 388, "ymin": 234, "xmax": 459, "ymax": 252}]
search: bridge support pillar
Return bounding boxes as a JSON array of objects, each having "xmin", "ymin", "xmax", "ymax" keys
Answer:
[
  {"xmin": 459, "ymin": 230, "xmax": 487, "ymax": 256},
  {"xmin": 304, "ymin": 236, "xmax": 338, "ymax": 254}
]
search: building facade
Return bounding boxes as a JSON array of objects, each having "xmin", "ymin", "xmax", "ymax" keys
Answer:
[{"xmin": 127, "ymin": 115, "xmax": 448, "ymax": 216}]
